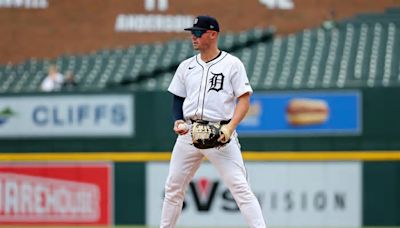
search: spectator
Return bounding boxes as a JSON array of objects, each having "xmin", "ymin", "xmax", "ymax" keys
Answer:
[
  {"xmin": 40, "ymin": 64, "xmax": 64, "ymax": 92},
  {"xmin": 62, "ymin": 70, "xmax": 78, "ymax": 91}
]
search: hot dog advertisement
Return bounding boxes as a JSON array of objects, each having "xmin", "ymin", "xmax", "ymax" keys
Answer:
[{"xmin": 238, "ymin": 91, "xmax": 361, "ymax": 136}]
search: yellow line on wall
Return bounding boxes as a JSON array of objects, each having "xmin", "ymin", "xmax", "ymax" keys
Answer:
[
  {"xmin": 1, "ymin": 151, "xmax": 400, "ymax": 162},
  {"xmin": 0, "ymin": 152, "xmax": 170, "ymax": 162},
  {"xmin": 244, "ymin": 152, "xmax": 400, "ymax": 161}
]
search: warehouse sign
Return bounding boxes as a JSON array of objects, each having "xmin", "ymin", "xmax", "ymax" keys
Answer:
[
  {"xmin": 0, "ymin": 163, "xmax": 112, "ymax": 225},
  {"xmin": 146, "ymin": 162, "xmax": 361, "ymax": 227},
  {"xmin": 0, "ymin": 94, "xmax": 134, "ymax": 137}
]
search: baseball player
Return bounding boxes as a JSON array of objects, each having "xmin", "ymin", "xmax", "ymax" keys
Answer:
[{"xmin": 160, "ymin": 15, "xmax": 267, "ymax": 228}]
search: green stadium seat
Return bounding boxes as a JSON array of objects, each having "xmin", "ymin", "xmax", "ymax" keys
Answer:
[
  {"xmin": 249, "ymin": 43, "xmax": 271, "ymax": 89},
  {"xmin": 160, "ymin": 41, "xmax": 178, "ymax": 69},
  {"xmin": 219, "ymin": 32, "xmax": 236, "ymax": 50},
  {"xmin": 12, "ymin": 72, "xmax": 30, "ymax": 92},
  {"xmin": 276, "ymin": 34, "xmax": 299, "ymax": 89},
  {"xmin": 382, "ymin": 23, "xmax": 397, "ymax": 86},
  {"xmin": 292, "ymin": 29, "xmax": 314, "ymax": 88},
  {"xmin": 262, "ymin": 37, "xmax": 284, "ymax": 89},
  {"xmin": 353, "ymin": 23, "xmax": 369, "ymax": 84},
  {"xmin": 305, "ymin": 29, "xmax": 327, "ymax": 88},
  {"xmin": 25, "ymin": 70, "xmax": 45, "ymax": 92},
  {"xmin": 366, "ymin": 23, "xmax": 383, "ymax": 87}
]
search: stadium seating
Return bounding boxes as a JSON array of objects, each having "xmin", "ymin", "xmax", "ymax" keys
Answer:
[
  {"xmin": 238, "ymin": 9, "xmax": 400, "ymax": 90},
  {"xmin": 1, "ymin": 7, "xmax": 399, "ymax": 93},
  {"xmin": 136, "ymin": 7, "xmax": 400, "ymax": 91}
]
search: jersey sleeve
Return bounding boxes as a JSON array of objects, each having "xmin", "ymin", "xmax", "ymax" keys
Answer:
[
  {"xmin": 168, "ymin": 62, "xmax": 187, "ymax": 98},
  {"xmin": 231, "ymin": 59, "xmax": 253, "ymax": 98}
]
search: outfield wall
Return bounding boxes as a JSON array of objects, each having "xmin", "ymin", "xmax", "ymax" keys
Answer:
[
  {"xmin": 1, "ymin": 88, "xmax": 400, "ymax": 152},
  {"xmin": 0, "ymin": 159, "xmax": 399, "ymax": 226},
  {"xmin": 1, "ymin": 88, "xmax": 400, "ymax": 226}
]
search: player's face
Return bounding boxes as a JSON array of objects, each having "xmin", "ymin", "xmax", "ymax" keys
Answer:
[{"xmin": 190, "ymin": 30, "xmax": 213, "ymax": 51}]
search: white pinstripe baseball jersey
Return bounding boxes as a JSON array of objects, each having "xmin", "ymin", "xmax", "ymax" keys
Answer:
[{"xmin": 168, "ymin": 51, "xmax": 253, "ymax": 122}]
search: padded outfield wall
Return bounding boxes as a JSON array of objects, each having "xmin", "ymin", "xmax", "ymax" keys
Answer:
[
  {"xmin": 0, "ymin": 88, "xmax": 400, "ymax": 152},
  {"xmin": 0, "ymin": 88, "xmax": 400, "ymax": 226}
]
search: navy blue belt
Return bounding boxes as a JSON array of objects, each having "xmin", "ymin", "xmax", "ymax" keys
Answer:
[{"xmin": 190, "ymin": 119, "xmax": 231, "ymax": 125}]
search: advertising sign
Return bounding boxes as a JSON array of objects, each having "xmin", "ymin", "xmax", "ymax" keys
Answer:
[
  {"xmin": 147, "ymin": 162, "xmax": 361, "ymax": 227},
  {"xmin": 0, "ymin": 163, "xmax": 112, "ymax": 225},
  {"xmin": 0, "ymin": 94, "xmax": 134, "ymax": 137},
  {"xmin": 237, "ymin": 91, "xmax": 362, "ymax": 136},
  {"xmin": 0, "ymin": 0, "xmax": 48, "ymax": 8}
]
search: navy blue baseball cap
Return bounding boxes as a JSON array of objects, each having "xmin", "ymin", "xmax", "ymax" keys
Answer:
[{"xmin": 184, "ymin": 15, "xmax": 220, "ymax": 32}]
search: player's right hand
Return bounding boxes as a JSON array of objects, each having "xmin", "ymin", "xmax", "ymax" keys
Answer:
[{"xmin": 173, "ymin": 120, "xmax": 189, "ymax": 135}]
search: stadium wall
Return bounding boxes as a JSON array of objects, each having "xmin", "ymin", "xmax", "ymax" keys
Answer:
[
  {"xmin": 0, "ymin": 88, "xmax": 400, "ymax": 152},
  {"xmin": 1, "ymin": 161, "xmax": 399, "ymax": 226},
  {"xmin": 1, "ymin": 89, "xmax": 400, "ymax": 226}
]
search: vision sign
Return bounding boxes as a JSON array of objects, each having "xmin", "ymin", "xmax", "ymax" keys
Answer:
[{"xmin": 147, "ymin": 162, "xmax": 361, "ymax": 227}]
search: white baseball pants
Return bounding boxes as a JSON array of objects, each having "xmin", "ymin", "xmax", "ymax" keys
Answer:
[{"xmin": 160, "ymin": 132, "xmax": 266, "ymax": 228}]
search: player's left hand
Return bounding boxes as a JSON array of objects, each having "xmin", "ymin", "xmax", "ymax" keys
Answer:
[{"xmin": 218, "ymin": 124, "xmax": 233, "ymax": 143}]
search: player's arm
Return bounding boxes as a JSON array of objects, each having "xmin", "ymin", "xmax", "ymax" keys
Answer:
[
  {"xmin": 227, "ymin": 92, "xmax": 250, "ymax": 131},
  {"xmin": 218, "ymin": 92, "xmax": 250, "ymax": 142},
  {"xmin": 168, "ymin": 60, "xmax": 189, "ymax": 135},
  {"xmin": 172, "ymin": 94, "xmax": 188, "ymax": 135}
]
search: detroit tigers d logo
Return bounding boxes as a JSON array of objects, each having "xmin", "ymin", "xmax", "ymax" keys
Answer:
[{"xmin": 208, "ymin": 72, "xmax": 224, "ymax": 92}]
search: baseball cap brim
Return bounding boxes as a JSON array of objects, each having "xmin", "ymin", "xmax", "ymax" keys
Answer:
[{"xmin": 184, "ymin": 27, "xmax": 208, "ymax": 31}]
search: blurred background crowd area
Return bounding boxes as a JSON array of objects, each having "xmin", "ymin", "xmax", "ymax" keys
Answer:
[{"xmin": 0, "ymin": 0, "xmax": 399, "ymax": 93}]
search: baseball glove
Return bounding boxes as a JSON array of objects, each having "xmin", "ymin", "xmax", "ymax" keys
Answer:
[{"xmin": 191, "ymin": 121, "xmax": 230, "ymax": 149}]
